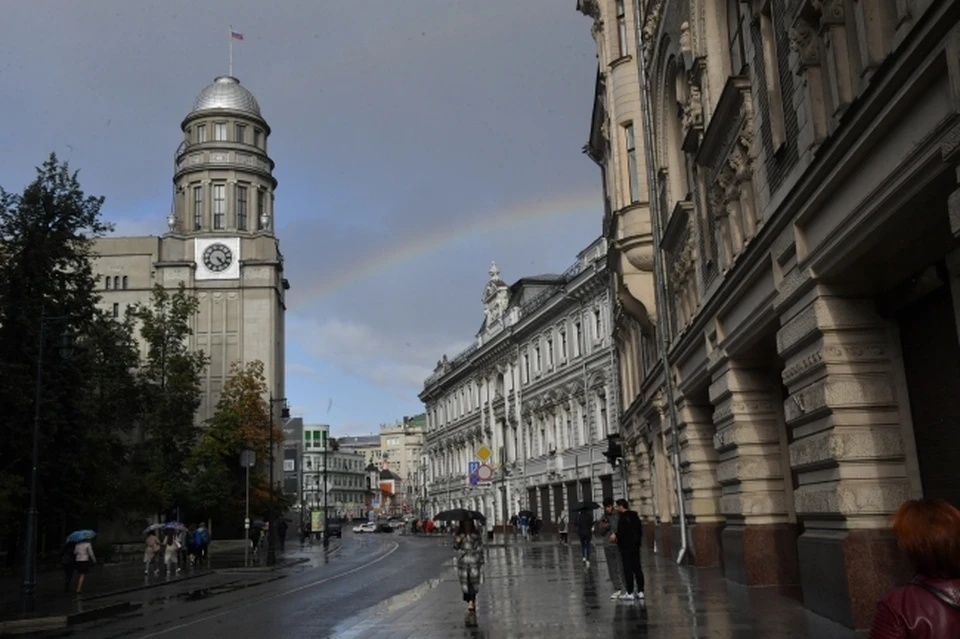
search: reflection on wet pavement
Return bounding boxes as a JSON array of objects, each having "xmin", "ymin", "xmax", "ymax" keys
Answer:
[{"xmin": 329, "ymin": 542, "xmax": 860, "ymax": 639}]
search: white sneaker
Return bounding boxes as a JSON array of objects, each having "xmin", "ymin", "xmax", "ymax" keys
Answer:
[
  {"xmin": 610, "ymin": 590, "xmax": 621, "ymax": 599},
  {"xmin": 581, "ymin": 557, "xmax": 586, "ymax": 563},
  {"xmin": 619, "ymin": 593, "xmax": 635, "ymax": 601},
  {"xmin": 585, "ymin": 560, "xmax": 590, "ymax": 567},
  {"xmin": 637, "ymin": 591, "xmax": 645, "ymax": 601}
]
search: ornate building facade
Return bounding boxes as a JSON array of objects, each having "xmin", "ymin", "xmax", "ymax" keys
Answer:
[
  {"xmin": 581, "ymin": 0, "xmax": 960, "ymax": 631},
  {"xmin": 91, "ymin": 76, "xmax": 288, "ymax": 424},
  {"xmin": 420, "ymin": 239, "xmax": 624, "ymax": 531}
]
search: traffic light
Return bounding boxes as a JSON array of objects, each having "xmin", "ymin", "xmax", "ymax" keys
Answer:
[{"xmin": 603, "ymin": 434, "xmax": 623, "ymax": 468}]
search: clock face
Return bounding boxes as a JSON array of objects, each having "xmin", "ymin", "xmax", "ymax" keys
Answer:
[{"xmin": 202, "ymin": 243, "xmax": 233, "ymax": 272}]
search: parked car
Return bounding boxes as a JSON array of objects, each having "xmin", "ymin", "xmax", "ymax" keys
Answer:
[
  {"xmin": 352, "ymin": 522, "xmax": 377, "ymax": 533},
  {"xmin": 377, "ymin": 523, "xmax": 394, "ymax": 533},
  {"xmin": 326, "ymin": 521, "xmax": 342, "ymax": 538}
]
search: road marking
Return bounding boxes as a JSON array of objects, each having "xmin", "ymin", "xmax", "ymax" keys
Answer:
[{"xmin": 137, "ymin": 542, "xmax": 400, "ymax": 638}]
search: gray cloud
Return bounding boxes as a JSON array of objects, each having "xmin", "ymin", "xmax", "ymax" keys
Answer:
[{"xmin": 1, "ymin": 0, "xmax": 602, "ymax": 427}]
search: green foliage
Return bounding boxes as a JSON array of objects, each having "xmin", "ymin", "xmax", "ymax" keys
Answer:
[
  {"xmin": 133, "ymin": 283, "xmax": 207, "ymax": 516},
  {"xmin": 0, "ymin": 154, "xmax": 124, "ymax": 539},
  {"xmin": 188, "ymin": 360, "xmax": 283, "ymax": 524}
]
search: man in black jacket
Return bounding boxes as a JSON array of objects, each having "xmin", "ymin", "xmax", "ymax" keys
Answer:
[{"xmin": 611, "ymin": 498, "xmax": 644, "ymax": 602}]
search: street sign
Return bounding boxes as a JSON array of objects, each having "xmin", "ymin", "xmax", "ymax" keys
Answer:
[
  {"xmin": 476, "ymin": 446, "xmax": 491, "ymax": 461},
  {"xmin": 476, "ymin": 463, "xmax": 494, "ymax": 482},
  {"xmin": 240, "ymin": 450, "xmax": 256, "ymax": 468},
  {"xmin": 468, "ymin": 461, "xmax": 480, "ymax": 486}
]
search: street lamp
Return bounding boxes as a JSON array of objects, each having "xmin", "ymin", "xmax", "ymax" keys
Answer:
[
  {"xmin": 21, "ymin": 313, "xmax": 73, "ymax": 612},
  {"xmin": 267, "ymin": 396, "xmax": 289, "ymax": 566}
]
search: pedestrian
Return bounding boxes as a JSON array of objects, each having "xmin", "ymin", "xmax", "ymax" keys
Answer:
[
  {"xmin": 194, "ymin": 523, "xmax": 210, "ymax": 564},
  {"xmin": 612, "ymin": 499, "xmax": 644, "ymax": 602},
  {"xmin": 454, "ymin": 519, "xmax": 485, "ymax": 617},
  {"xmin": 163, "ymin": 531, "xmax": 180, "ymax": 576},
  {"xmin": 144, "ymin": 530, "xmax": 161, "ymax": 575},
  {"xmin": 250, "ymin": 526, "xmax": 260, "ymax": 555},
  {"xmin": 73, "ymin": 538, "xmax": 96, "ymax": 594},
  {"xmin": 278, "ymin": 519, "xmax": 288, "ymax": 550},
  {"xmin": 519, "ymin": 513, "xmax": 529, "ymax": 540},
  {"xmin": 870, "ymin": 498, "xmax": 960, "ymax": 638},
  {"xmin": 186, "ymin": 525, "xmax": 197, "ymax": 567},
  {"xmin": 600, "ymin": 498, "xmax": 624, "ymax": 599},
  {"xmin": 558, "ymin": 512, "xmax": 569, "ymax": 544},
  {"xmin": 177, "ymin": 527, "xmax": 189, "ymax": 567},
  {"xmin": 510, "ymin": 513, "xmax": 518, "ymax": 534},
  {"xmin": 575, "ymin": 507, "xmax": 594, "ymax": 566},
  {"xmin": 60, "ymin": 540, "xmax": 76, "ymax": 593}
]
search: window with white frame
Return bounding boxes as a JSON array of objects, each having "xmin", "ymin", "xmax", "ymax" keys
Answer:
[
  {"xmin": 213, "ymin": 184, "xmax": 225, "ymax": 229},
  {"xmin": 214, "ymin": 122, "xmax": 227, "ymax": 141}
]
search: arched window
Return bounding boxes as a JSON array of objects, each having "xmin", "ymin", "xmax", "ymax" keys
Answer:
[
  {"xmin": 727, "ymin": 0, "xmax": 747, "ymax": 75},
  {"xmin": 122, "ymin": 276, "xmax": 128, "ymax": 290},
  {"xmin": 105, "ymin": 276, "xmax": 111, "ymax": 290},
  {"xmin": 665, "ymin": 61, "xmax": 690, "ymax": 204},
  {"xmin": 113, "ymin": 276, "xmax": 120, "ymax": 289}
]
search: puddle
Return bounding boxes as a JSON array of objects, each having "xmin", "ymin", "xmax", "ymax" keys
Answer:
[{"xmin": 327, "ymin": 577, "xmax": 445, "ymax": 636}]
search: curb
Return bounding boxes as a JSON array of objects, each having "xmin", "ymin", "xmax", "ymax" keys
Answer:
[
  {"xmin": 80, "ymin": 568, "xmax": 211, "ymax": 602},
  {"xmin": 0, "ymin": 601, "xmax": 141, "ymax": 636},
  {"xmin": 216, "ymin": 556, "xmax": 311, "ymax": 574}
]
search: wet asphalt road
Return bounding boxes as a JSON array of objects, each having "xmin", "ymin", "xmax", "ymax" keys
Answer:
[{"xmin": 43, "ymin": 532, "xmax": 451, "ymax": 639}]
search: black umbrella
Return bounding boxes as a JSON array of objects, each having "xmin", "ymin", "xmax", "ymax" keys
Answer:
[
  {"xmin": 433, "ymin": 509, "xmax": 486, "ymax": 524},
  {"xmin": 573, "ymin": 501, "xmax": 601, "ymax": 512},
  {"xmin": 517, "ymin": 510, "xmax": 534, "ymax": 518}
]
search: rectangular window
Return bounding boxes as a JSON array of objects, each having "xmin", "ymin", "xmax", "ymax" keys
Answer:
[
  {"xmin": 575, "ymin": 321, "xmax": 582, "ymax": 356},
  {"xmin": 235, "ymin": 123, "xmax": 246, "ymax": 143},
  {"xmin": 193, "ymin": 186, "xmax": 203, "ymax": 230},
  {"xmin": 196, "ymin": 124, "xmax": 207, "ymax": 143},
  {"xmin": 214, "ymin": 122, "xmax": 227, "ymax": 141},
  {"xmin": 254, "ymin": 129, "xmax": 261, "ymax": 147},
  {"xmin": 594, "ymin": 308, "xmax": 603, "ymax": 340},
  {"xmin": 213, "ymin": 184, "xmax": 225, "ymax": 229},
  {"xmin": 728, "ymin": 0, "xmax": 747, "ymax": 75},
  {"xmin": 560, "ymin": 331, "xmax": 568, "ymax": 359},
  {"xmin": 625, "ymin": 124, "xmax": 639, "ymax": 204},
  {"xmin": 535, "ymin": 346, "xmax": 542, "ymax": 371},
  {"xmin": 523, "ymin": 353, "xmax": 530, "ymax": 383},
  {"xmin": 236, "ymin": 185, "xmax": 248, "ymax": 230},
  {"xmin": 616, "ymin": 0, "xmax": 628, "ymax": 57},
  {"xmin": 760, "ymin": 2, "xmax": 786, "ymax": 151},
  {"xmin": 547, "ymin": 338, "xmax": 554, "ymax": 367},
  {"xmin": 257, "ymin": 190, "xmax": 265, "ymax": 229},
  {"xmin": 112, "ymin": 303, "xmax": 119, "ymax": 318}
]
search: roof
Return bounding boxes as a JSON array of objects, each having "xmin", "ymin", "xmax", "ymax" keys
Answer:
[
  {"xmin": 379, "ymin": 469, "xmax": 401, "ymax": 481},
  {"xmin": 191, "ymin": 76, "xmax": 261, "ymax": 117}
]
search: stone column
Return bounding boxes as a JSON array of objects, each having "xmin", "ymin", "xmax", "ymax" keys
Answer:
[
  {"xmin": 709, "ymin": 357, "xmax": 800, "ymax": 588},
  {"xmin": 677, "ymin": 396, "xmax": 723, "ymax": 567},
  {"xmin": 777, "ymin": 291, "xmax": 912, "ymax": 629}
]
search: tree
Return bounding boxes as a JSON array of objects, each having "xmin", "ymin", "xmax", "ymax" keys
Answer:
[
  {"xmin": 133, "ymin": 283, "xmax": 207, "ymax": 518},
  {"xmin": 0, "ymin": 154, "xmax": 118, "ymax": 557},
  {"xmin": 188, "ymin": 360, "xmax": 283, "ymax": 525}
]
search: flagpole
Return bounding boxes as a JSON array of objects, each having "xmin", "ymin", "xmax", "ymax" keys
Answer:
[{"xmin": 229, "ymin": 25, "xmax": 234, "ymax": 76}]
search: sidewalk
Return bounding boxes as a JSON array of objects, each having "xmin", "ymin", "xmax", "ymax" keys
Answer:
[
  {"xmin": 328, "ymin": 542, "xmax": 864, "ymax": 639},
  {"xmin": 0, "ymin": 541, "xmax": 314, "ymax": 627}
]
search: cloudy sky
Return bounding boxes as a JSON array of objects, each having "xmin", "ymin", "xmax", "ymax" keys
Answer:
[{"xmin": 0, "ymin": 1, "xmax": 602, "ymax": 435}]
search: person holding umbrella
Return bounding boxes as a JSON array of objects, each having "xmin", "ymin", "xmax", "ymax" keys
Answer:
[
  {"xmin": 73, "ymin": 535, "xmax": 96, "ymax": 593},
  {"xmin": 435, "ymin": 508, "xmax": 486, "ymax": 621},
  {"xmin": 64, "ymin": 530, "xmax": 95, "ymax": 593}
]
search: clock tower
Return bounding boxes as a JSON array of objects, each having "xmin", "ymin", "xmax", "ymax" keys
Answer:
[{"xmin": 157, "ymin": 75, "xmax": 287, "ymax": 421}]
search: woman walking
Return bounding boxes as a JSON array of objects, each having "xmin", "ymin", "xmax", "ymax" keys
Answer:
[
  {"xmin": 575, "ymin": 507, "xmax": 594, "ymax": 566},
  {"xmin": 454, "ymin": 519, "xmax": 485, "ymax": 616},
  {"xmin": 162, "ymin": 531, "xmax": 180, "ymax": 576},
  {"xmin": 144, "ymin": 530, "xmax": 161, "ymax": 575},
  {"xmin": 870, "ymin": 498, "xmax": 960, "ymax": 637},
  {"xmin": 73, "ymin": 539, "xmax": 96, "ymax": 594}
]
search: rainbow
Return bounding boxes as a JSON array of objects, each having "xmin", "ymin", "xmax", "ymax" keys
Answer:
[{"xmin": 296, "ymin": 187, "xmax": 601, "ymax": 304}]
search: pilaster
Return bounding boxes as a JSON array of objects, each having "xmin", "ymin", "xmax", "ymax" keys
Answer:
[
  {"xmin": 776, "ymin": 292, "xmax": 912, "ymax": 628},
  {"xmin": 677, "ymin": 397, "xmax": 723, "ymax": 566}
]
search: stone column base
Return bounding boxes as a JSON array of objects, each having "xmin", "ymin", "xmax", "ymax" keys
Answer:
[
  {"xmin": 689, "ymin": 522, "xmax": 724, "ymax": 567},
  {"xmin": 722, "ymin": 523, "xmax": 801, "ymax": 598},
  {"xmin": 643, "ymin": 521, "xmax": 656, "ymax": 550},
  {"xmin": 798, "ymin": 529, "xmax": 911, "ymax": 630},
  {"xmin": 657, "ymin": 522, "xmax": 674, "ymax": 558}
]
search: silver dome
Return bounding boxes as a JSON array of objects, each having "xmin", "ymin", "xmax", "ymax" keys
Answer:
[{"xmin": 190, "ymin": 76, "xmax": 261, "ymax": 117}]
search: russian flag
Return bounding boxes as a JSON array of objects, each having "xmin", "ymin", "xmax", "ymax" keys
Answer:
[{"xmin": 231, "ymin": 30, "xmax": 244, "ymax": 41}]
